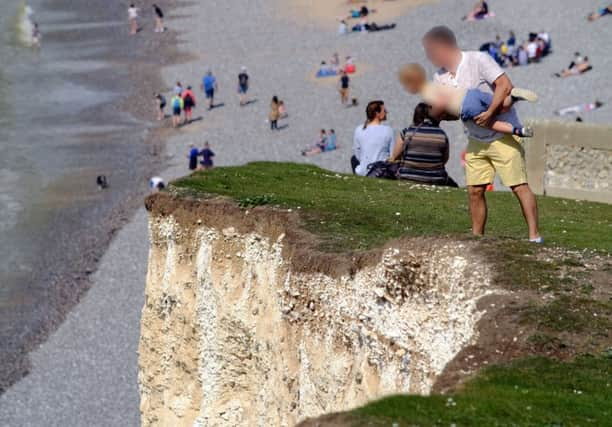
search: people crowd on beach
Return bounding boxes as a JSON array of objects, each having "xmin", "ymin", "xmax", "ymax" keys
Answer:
[{"xmin": 481, "ymin": 30, "xmax": 552, "ymax": 67}]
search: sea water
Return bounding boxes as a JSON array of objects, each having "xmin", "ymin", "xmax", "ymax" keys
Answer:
[{"xmin": 0, "ymin": 0, "xmax": 152, "ymax": 382}]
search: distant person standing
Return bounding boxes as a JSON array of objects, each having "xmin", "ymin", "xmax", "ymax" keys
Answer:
[
  {"xmin": 199, "ymin": 142, "xmax": 215, "ymax": 170},
  {"xmin": 152, "ymin": 4, "xmax": 165, "ymax": 33},
  {"xmin": 31, "ymin": 23, "xmax": 41, "ymax": 48},
  {"xmin": 155, "ymin": 93, "xmax": 166, "ymax": 121},
  {"xmin": 338, "ymin": 70, "xmax": 350, "ymax": 105},
  {"xmin": 351, "ymin": 100, "xmax": 394, "ymax": 176},
  {"xmin": 269, "ymin": 96, "xmax": 280, "ymax": 130},
  {"xmin": 173, "ymin": 81, "xmax": 183, "ymax": 96},
  {"xmin": 170, "ymin": 93, "xmax": 183, "ymax": 128},
  {"xmin": 181, "ymin": 85, "xmax": 196, "ymax": 124},
  {"xmin": 188, "ymin": 145, "xmax": 199, "ymax": 171},
  {"xmin": 128, "ymin": 4, "xmax": 139, "ymax": 35},
  {"xmin": 238, "ymin": 67, "xmax": 249, "ymax": 106},
  {"xmin": 202, "ymin": 70, "xmax": 218, "ymax": 109}
]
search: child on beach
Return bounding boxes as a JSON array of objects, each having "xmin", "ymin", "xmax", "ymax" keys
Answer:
[
  {"xmin": 128, "ymin": 4, "xmax": 139, "ymax": 35},
  {"xmin": 155, "ymin": 93, "xmax": 166, "ymax": 121},
  {"xmin": 399, "ymin": 63, "xmax": 537, "ymax": 138},
  {"xmin": 170, "ymin": 93, "xmax": 183, "ymax": 128},
  {"xmin": 199, "ymin": 142, "xmax": 215, "ymax": 170},
  {"xmin": 202, "ymin": 70, "xmax": 218, "ymax": 109},
  {"xmin": 278, "ymin": 100, "xmax": 287, "ymax": 118},
  {"xmin": 238, "ymin": 67, "xmax": 249, "ymax": 106}
]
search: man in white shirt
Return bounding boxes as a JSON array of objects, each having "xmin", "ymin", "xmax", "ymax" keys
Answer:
[
  {"xmin": 352, "ymin": 100, "xmax": 394, "ymax": 176},
  {"xmin": 422, "ymin": 26, "xmax": 541, "ymax": 242}
]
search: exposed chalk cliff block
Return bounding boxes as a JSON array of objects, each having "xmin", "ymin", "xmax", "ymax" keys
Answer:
[{"xmin": 138, "ymin": 194, "xmax": 495, "ymax": 426}]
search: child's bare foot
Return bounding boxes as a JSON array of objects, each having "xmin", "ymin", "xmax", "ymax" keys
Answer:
[{"xmin": 511, "ymin": 88, "xmax": 538, "ymax": 103}]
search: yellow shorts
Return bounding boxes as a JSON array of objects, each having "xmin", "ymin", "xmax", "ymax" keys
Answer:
[{"xmin": 465, "ymin": 135, "xmax": 528, "ymax": 187}]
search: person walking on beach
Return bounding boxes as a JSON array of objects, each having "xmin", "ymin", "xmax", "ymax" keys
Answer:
[
  {"xmin": 128, "ymin": 4, "xmax": 140, "ymax": 35},
  {"xmin": 202, "ymin": 70, "xmax": 218, "ymax": 110},
  {"xmin": 181, "ymin": 85, "xmax": 196, "ymax": 124},
  {"xmin": 199, "ymin": 142, "xmax": 215, "ymax": 170},
  {"xmin": 238, "ymin": 67, "xmax": 249, "ymax": 106},
  {"xmin": 422, "ymin": 26, "xmax": 541, "ymax": 242},
  {"xmin": 351, "ymin": 100, "xmax": 394, "ymax": 176},
  {"xmin": 338, "ymin": 70, "xmax": 350, "ymax": 105},
  {"xmin": 269, "ymin": 96, "xmax": 280, "ymax": 130},
  {"xmin": 170, "ymin": 93, "xmax": 183, "ymax": 128},
  {"xmin": 155, "ymin": 93, "xmax": 166, "ymax": 121},
  {"xmin": 152, "ymin": 4, "xmax": 165, "ymax": 33}
]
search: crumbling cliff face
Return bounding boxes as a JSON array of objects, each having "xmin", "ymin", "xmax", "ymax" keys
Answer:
[{"xmin": 138, "ymin": 194, "xmax": 495, "ymax": 427}]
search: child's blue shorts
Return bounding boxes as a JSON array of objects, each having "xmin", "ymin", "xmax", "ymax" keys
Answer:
[{"xmin": 460, "ymin": 89, "xmax": 493, "ymax": 121}]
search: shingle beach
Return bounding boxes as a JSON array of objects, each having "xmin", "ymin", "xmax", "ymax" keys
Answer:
[{"xmin": 1, "ymin": 0, "xmax": 610, "ymax": 424}]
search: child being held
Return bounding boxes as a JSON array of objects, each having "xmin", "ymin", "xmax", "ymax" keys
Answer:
[{"xmin": 399, "ymin": 63, "xmax": 537, "ymax": 138}]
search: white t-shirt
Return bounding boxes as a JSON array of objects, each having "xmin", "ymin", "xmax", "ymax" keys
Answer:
[
  {"xmin": 434, "ymin": 51, "xmax": 520, "ymax": 143},
  {"xmin": 526, "ymin": 42, "xmax": 538, "ymax": 58},
  {"xmin": 150, "ymin": 176, "xmax": 165, "ymax": 190},
  {"xmin": 128, "ymin": 7, "xmax": 139, "ymax": 19},
  {"xmin": 352, "ymin": 124, "xmax": 394, "ymax": 176}
]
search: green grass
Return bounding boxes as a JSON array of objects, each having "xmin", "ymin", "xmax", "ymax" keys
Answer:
[
  {"xmin": 352, "ymin": 356, "xmax": 612, "ymax": 427},
  {"xmin": 172, "ymin": 162, "xmax": 612, "ymax": 253}
]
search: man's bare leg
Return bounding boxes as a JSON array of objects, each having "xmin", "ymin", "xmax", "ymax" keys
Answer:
[
  {"xmin": 511, "ymin": 183, "xmax": 540, "ymax": 240},
  {"xmin": 468, "ymin": 184, "xmax": 488, "ymax": 235}
]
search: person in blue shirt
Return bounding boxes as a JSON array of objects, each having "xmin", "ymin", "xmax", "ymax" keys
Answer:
[
  {"xmin": 199, "ymin": 142, "xmax": 215, "ymax": 170},
  {"xmin": 188, "ymin": 145, "xmax": 199, "ymax": 171},
  {"xmin": 326, "ymin": 129, "xmax": 337, "ymax": 151},
  {"xmin": 201, "ymin": 70, "xmax": 218, "ymax": 109}
]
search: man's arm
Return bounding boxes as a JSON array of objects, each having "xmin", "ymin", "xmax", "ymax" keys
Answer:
[{"xmin": 475, "ymin": 73, "xmax": 513, "ymax": 126}]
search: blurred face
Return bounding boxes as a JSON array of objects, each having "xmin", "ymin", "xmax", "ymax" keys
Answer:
[{"xmin": 423, "ymin": 38, "xmax": 450, "ymax": 69}]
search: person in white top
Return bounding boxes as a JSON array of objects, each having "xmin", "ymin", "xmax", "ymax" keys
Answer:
[
  {"xmin": 421, "ymin": 26, "xmax": 541, "ymax": 243},
  {"xmin": 351, "ymin": 100, "xmax": 395, "ymax": 176},
  {"xmin": 128, "ymin": 4, "xmax": 139, "ymax": 35}
]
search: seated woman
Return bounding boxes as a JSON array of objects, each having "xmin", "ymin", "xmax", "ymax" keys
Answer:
[
  {"xmin": 390, "ymin": 103, "xmax": 458, "ymax": 187},
  {"xmin": 589, "ymin": 4, "xmax": 612, "ymax": 21}
]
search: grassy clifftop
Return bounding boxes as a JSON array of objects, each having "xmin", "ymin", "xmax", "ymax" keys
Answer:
[
  {"xmin": 172, "ymin": 163, "xmax": 612, "ymax": 426},
  {"xmin": 173, "ymin": 162, "xmax": 611, "ymax": 253}
]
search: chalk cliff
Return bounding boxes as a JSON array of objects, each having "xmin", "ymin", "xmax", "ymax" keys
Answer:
[{"xmin": 138, "ymin": 194, "xmax": 496, "ymax": 426}]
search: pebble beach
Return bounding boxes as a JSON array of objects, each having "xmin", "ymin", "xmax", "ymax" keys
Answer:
[{"xmin": 1, "ymin": 0, "xmax": 611, "ymax": 424}]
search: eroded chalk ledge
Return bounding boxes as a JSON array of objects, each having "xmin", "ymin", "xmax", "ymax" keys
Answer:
[{"xmin": 138, "ymin": 193, "xmax": 497, "ymax": 427}]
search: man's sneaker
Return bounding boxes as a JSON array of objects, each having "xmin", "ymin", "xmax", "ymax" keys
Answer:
[
  {"xmin": 514, "ymin": 127, "xmax": 534, "ymax": 138},
  {"xmin": 529, "ymin": 236, "xmax": 544, "ymax": 244},
  {"xmin": 511, "ymin": 88, "xmax": 539, "ymax": 103}
]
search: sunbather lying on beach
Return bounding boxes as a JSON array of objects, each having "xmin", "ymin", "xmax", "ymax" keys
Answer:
[
  {"xmin": 399, "ymin": 63, "xmax": 537, "ymax": 137},
  {"xmin": 588, "ymin": 5, "xmax": 612, "ymax": 21},
  {"xmin": 554, "ymin": 56, "xmax": 593, "ymax": 78},
  {"xmin": 462, "ymin": 0, "xmax": 490, "ymax": 21}
]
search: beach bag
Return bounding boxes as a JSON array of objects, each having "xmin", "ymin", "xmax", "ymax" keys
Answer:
[{"xmin": 366, "ymin": 161, "xmax": 399, "ymax": 179}]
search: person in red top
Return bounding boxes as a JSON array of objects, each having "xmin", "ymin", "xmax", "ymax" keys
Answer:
[{"xmin": 181, "ymin": 85, "xmax": 196, "ymax": 124}]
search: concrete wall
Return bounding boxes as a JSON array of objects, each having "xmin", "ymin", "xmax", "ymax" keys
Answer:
[{"xmin": 526, "ymin": 121, "xmax": 612, "ymax": 204}]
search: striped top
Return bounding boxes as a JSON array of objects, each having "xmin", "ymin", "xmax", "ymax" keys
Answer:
[{"xmin": 399, "ymin": 123, "xmax": 449, "ymax": 170}]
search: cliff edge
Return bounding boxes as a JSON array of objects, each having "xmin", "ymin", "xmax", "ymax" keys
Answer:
[{"xmin": 138, "ymin": 163, "xmax": 611, "ymax": 427}]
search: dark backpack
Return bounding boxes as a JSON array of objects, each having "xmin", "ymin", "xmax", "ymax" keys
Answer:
[{"xmin": 184, "ymin": 94, "xmax": 194, "ymax": 108}]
